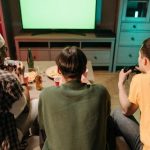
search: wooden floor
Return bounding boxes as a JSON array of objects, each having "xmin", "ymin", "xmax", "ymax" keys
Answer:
[
  {"xmin": 94, "ymin": 70, "xmax": 120, "ymax": 111},
  {"xmin": 93, "ymin": 70, "xmax": 140, "ymax": 121}
]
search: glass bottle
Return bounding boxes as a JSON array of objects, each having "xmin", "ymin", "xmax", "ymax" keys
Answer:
[
  {"xmin": 35, "ymin": 75, "xmax": 43, "ymax": 90},
  {"xmin": 27, "ymin": 48, "xmax": 34, "ymax": 71}
]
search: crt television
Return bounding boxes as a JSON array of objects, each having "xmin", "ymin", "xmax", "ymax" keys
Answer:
[{"xmin": 19, "ymin": 0, "xmax": 102, "ymax": 32}]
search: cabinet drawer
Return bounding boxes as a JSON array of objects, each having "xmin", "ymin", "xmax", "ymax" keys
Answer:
[
  {"xmin": 119, "ymin": 32, "xmax": 150, "ymax": 46},
  {"xmin": 121, "ymin": 23, "xmax": 150, "ymax": 31},
  {"xmin": 117, "ymin": 46, "xmax": 139, "ymax": 64},
  {"xmin": 50, "ymin": 49, "xmax": 62, "ymax": 60},
  {"xmin": 85, "ymin": 51, "xmax": 110, "ymax": 65},
  {"xmin": 20, "ymin": 49, "xmax": 50, "ymax": 61}
]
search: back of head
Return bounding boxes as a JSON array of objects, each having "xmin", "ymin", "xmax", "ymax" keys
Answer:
[
  {"xmin": 140, "ymin": 38, "xmax": 150, "ymax": 60},
  {"xmin": 56, "ymin": 46, "xmax": 87, "ymax": 79}
]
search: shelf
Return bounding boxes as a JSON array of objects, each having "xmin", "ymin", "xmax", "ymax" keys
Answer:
[
  {"xmin": 19, "ymin": 42, "xmax": 48, "ymax": 48},
  {"xmin": 50, "ymin": 42, "xmax": 80, "ymax": 48},
  {"xmin": 15, "ymin": 33, "xmax": 115, "ymax": 71},
  {"xmin": 81, "ymin": 42, "xmax": 111, "ymax": 48},
  {"xmin": 128, "ymin": 0, "xmax": 148, "ymax": 3}
]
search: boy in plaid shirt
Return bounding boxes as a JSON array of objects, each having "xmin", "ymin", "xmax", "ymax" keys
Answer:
[{"xmin": 0, "ymin": 34, "xmax": 29, "ymax": 149}]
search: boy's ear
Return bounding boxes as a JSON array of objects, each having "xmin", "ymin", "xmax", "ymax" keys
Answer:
[
  {"xmin": 82, "ymin": 68, "xmax": 88, "ymax": 78},
  {"xmin": 143, "ymin": 57, "xmax": 148, "ymax": 66},
  {"xmin": 143, "ymin": 56, "xmax": 150, "ymax": 67}
]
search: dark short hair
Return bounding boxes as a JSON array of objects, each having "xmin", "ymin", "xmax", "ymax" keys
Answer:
[
  {"xmin": 56, "ymin": 46, "xmax": 87, "ymax": 78},
  {"xmin": 140, "ymin": 38, "xmax": 150, "ymax": 60}
]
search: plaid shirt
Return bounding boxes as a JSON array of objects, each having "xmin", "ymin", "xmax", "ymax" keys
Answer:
[
  {"xmin": 0, "ymin": 69, "xmax": 23, "ymax": 149},
  {"xmin": 0, "ymin": 69, "xmax": 23, "ymax": 111},
  {"xmin": 0, "ymin": 111, "xmax": 20, "ymax": 149}
]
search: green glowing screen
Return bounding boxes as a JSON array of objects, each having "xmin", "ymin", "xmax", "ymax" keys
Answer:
[{"xmin": 20, "ymin": 0, "xmax": 97, "ymax": 29}]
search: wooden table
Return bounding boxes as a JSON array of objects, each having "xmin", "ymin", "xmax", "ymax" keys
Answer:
[{"xmin": 23, "ymin": 61, "xmax": 94, "ymax": 100}]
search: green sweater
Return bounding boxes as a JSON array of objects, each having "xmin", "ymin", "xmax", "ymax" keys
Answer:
[{"xmin": 38, "ymin": 80, "xmax": 110, "ymax": 150}]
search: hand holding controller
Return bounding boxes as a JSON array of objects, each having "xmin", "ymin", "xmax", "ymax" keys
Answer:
[
  {"xmin": 123, "ymin": 65, "xmax": 141, "ymax": 74},
  {"xmin": 123, "ymin": 66, "xmax": 136, "ymax": 73},
  {"xmin": 123, "ymin": 65, "xmax": 141, "ymax": 80}
]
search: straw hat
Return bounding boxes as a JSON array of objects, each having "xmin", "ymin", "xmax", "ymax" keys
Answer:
[{"xmin": 0, "ymin": 34, "xmax": 5, "ymax": 48}]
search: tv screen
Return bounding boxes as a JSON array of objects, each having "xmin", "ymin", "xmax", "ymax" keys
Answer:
[{"xmin": 19, "ymin": 0, "xmax": 102, "ymax": 30}]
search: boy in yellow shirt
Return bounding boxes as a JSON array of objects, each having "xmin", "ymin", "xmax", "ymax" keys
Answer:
[{"xmin": 112, "ymin": 38, "xmax": 150, "ymax": 150}]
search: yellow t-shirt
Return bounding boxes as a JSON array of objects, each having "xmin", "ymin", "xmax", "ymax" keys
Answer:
[{"xmin": 129, "ymin": 73, "xmax": 150, "ymax": 150}]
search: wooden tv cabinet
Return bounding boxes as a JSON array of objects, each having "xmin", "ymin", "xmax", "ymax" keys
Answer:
[{"xmin": 15, "ymin": 33, "xmax": 115, "ymax": 71}]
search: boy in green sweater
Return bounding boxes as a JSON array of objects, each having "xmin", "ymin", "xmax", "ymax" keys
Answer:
[{"xmin": 38, "ymin": 46, "xmax": 113, "ymax": 150}]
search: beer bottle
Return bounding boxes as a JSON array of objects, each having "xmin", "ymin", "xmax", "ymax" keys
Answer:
[{"xmin": 27, "ymin": 48, "xmax": 34, "ymax": 71}]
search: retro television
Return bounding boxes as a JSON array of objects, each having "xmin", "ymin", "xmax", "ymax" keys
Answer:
[{"xmin": 19, "ymin": 0, "xmax": 102, "ymax": 33}]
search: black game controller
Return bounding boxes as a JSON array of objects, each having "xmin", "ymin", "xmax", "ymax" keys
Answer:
[{"xmin": 123, "ymin": 65, "xmax": 141, "ymax": 74}]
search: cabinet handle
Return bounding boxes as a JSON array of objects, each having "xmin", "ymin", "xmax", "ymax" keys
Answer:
[
  {"xmin": 133, "ymin": 25, "xmax": 136, "ymax": 29},
  {"xmin": 131, "ymin": 37, "xmax": 135, "ymax": 41},
  {"xmin": 33, "ymin": 56, "xmax": 36, "ymax": 60},
  {"xmin": 94, "ymin": 56, "xmax": 97, "ymax": 60},
  {"xmin": 128, "ymin": 54, "xmax": 132, "ymax": 58}
]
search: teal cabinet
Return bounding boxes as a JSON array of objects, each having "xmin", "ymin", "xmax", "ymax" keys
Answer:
[
  {"xmin": 122, "ymin": 0, "xmax": 150, "ymax": 22},
  {"xmin": 113, "ymin": 0, "xmax": 150, "ymax": 71},
  {"xmin": 117, "ymin": 46, "xmax": 139, "ymax": 64}
]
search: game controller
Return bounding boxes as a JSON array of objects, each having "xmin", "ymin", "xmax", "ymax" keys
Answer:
[{"xmin": 123, "ymin": 65, "xmax": 141, "ymax": 74}]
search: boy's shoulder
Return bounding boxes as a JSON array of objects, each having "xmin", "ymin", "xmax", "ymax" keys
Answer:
[
  {"xmin": 90, "ymin": 83, "xmax": 108, "ymax": 93},
  {"xmin": 132, "ymin": 73, "xmax": 148, "ymax": 80},
  {"xmin": 40, "ymin": 86, "xmax": 59, "ymax": 96},
  {"xmin": 92, "ymin": 83, "xmax": 107, "ymax": 89}
]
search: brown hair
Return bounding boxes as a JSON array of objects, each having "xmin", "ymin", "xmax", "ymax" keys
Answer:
[
  {"xmin": 140, "ymin": 38, "xmax": 150, "ymax": 60},
  {"xmin": 56, "ymin": 46, "xmax": 87, "ymax": 78}
]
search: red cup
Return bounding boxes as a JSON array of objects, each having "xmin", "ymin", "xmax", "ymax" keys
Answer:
[{"xmin": 54, "ymin": 76, "xmax": 61, "ymax": 87}]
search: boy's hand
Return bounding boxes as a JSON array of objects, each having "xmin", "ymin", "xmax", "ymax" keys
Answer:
[
  {"xmin": 15, "ymin": 61, "xmax": 25, "ymax": 75},
  {"xmin": 81, "ymin": 75, "xmax": 90, "ymax": 84},
  {"xmin": 81, "ymin": 69, "xmax": 91, "ymax": 84},
  {"xmin": 118, "ymin": 69, "xmax": 132, "ymax": 87},
  {"xmin": 135, "ymin": 66, "xmax": 142, "ymax": 73}
]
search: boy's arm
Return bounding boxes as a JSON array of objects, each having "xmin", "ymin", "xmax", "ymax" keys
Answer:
[
  {"xmin": 118, "ymin": 69, "xmax": 138, "ymax": 116},
  {"xmin": 38, "ymin": 95, "xmax": 46, "ymax": 147}
]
